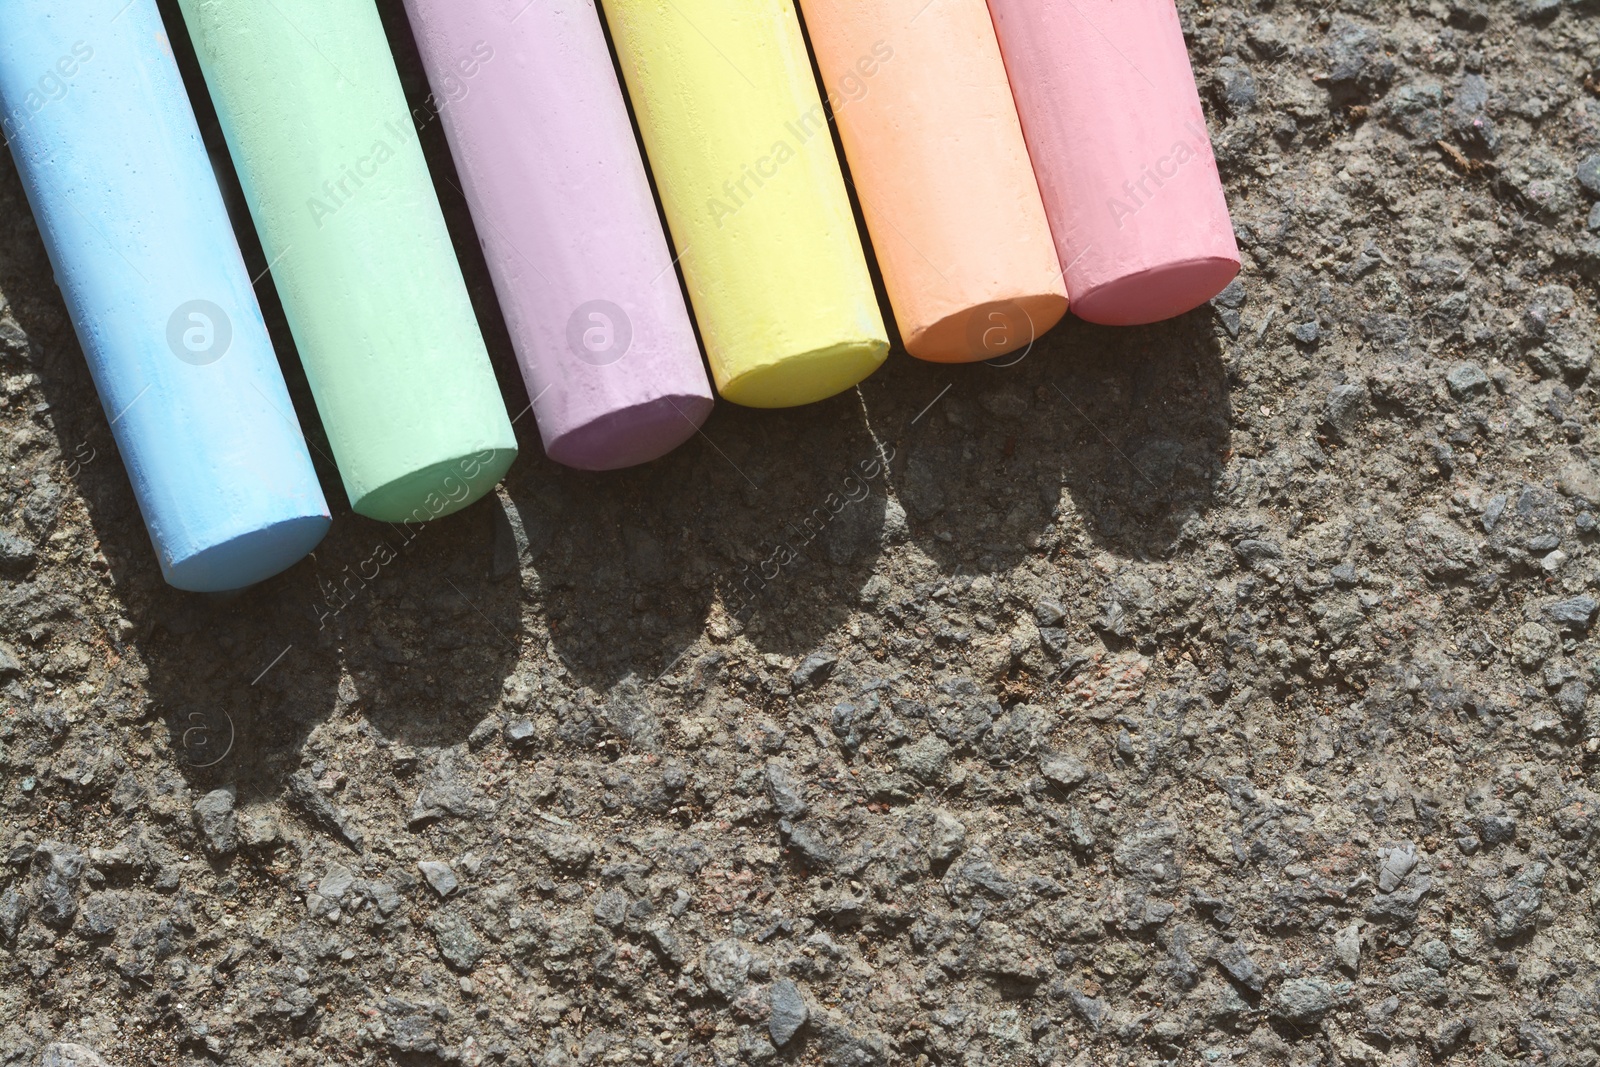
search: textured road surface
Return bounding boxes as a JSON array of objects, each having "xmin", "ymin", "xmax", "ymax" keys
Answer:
[{"xmin": 5, "ymin": 1, "xmax": 1600, "ymax": 1065}]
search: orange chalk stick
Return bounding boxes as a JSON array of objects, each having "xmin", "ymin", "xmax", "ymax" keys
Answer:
[{"xmin": 798, "ymin": 0, "xmax": 1067, "ymax": 362}]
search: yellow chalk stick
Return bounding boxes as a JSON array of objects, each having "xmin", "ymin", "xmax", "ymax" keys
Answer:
[{"xmin": 601, "ymin": 0, "xmax": 888, "ymax": 408}]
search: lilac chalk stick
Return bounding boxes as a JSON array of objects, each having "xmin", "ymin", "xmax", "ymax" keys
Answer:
[{"xmin": 400, "ymin": 0, "xmax": 714, "ymax": 470}]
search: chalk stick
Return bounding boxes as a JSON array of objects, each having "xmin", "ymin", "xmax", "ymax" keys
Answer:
[
  {"xmin": 797, "ymin": 0, "xmax": 1067, "ymax": 363},
  {"xmin": 986, "ymin": 0, "xmax": 1241, "ymax": 326},
  {"xmin": 399, "ymin": 0, "xmax": 714, "ymax": 470},
  {"xmin": 600, "ymin": 0, "xmax": 888, "ymax": 408},
  {"xmin": 0, "ymin": 0, "xmax": 330, "ymax": 592},
  {"xmin": 174, "ymin": 0, "xmax": 517, "ymax": 521}
]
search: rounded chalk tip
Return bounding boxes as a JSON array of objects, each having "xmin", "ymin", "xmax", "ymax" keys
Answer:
[
  {"xmin": 350, "ymin": 446, "xmax": 519, "ymax": 524},
  {"xmin": 719, "ymin": 339, "xmax": 889, "ymax": 409},
  {"xmin": 906, "ymin": 293, "xmax": 1071, "ymax": 364},
  {"xmin": 1069, "ymin": 256, "xmax": 1242, "ymax": 327},
  {"xmin": 161, "ymin": 512, "xmax": 332, "ymax": 593},
  {"xmin": 545, "ymin": 392, "xmax": 716, "ymax": 472}
]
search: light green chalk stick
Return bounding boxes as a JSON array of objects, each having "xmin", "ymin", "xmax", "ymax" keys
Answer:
[{"xmin": 175, "ymin": 0, "xmax": 516, "ymax": 523}]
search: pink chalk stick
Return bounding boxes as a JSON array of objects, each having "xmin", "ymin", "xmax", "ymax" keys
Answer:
[
  {"xmin": 400, "ymin": 0, "xmax": 714, "ymax": 470},
  {"xmin": 986, "ymin": 0, "xmax": 1241, "ymax": 326}
]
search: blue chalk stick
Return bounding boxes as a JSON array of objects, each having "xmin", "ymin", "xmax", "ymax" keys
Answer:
[{"xmin": 0, "ymin": 0, "xmax": 330, "ymax": 591}]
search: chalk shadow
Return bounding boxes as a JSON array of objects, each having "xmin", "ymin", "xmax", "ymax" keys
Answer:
[
  {"xmin": 497, "ymin": 391, "xmax": 892, "ymax": 696},
  {"xmin": 0, "ymin": 0, "xmax": 1233, "ymax": 822},
  {"xmin": 866, "ymin": 310, "xmax": 1232, "ymax": 573},
  {"xmin": 0, "ymin": 1, "xmax": 525, "ymax": 811}
]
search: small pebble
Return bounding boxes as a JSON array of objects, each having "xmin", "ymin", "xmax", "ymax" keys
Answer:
[
  {"xmin": 418, "ymin": 860, "xmax": 458, "ymax": 898},
  {"xmin": 1579, "ymin": 152, "xmax": 1600, "ymax": 198},
  {"xmin": 1446, "ymin": 362, "xmax": 1490, "ymax": 399}
]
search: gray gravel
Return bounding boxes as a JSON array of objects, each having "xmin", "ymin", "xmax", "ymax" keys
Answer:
[{"xmin": 5, "ymin": 0, "xmax": 1600, "ymax": 1065}]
